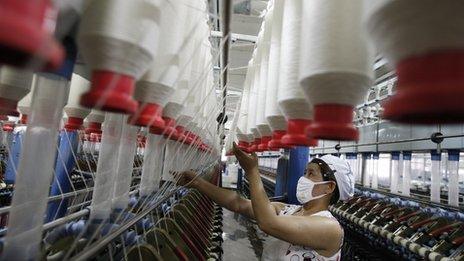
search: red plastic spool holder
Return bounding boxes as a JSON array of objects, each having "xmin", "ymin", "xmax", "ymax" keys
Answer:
[
  {"xmin": 129, "ymin": 102, "xmax": 165, "ymax": 132},
  {"xmin": 0, "ymin": 0, "xmax": 64, "ymax": 69},
  {"xmin": 0, "ymin": 97, "xmax": 19, "ymax": 117},
  {"xmin": 85, "ymin": 122, "xmax": 102, "ymax": 135},
  {"xmin": 64, "ymin": 117, "xmax": 83, "ymax": 131},
  {"xmin": 80, "ymin": 71, "xmax": 139, "ymax": 114},
  {"xmin": 2, "ymin": 122, "xmax": 14, "ymax": 132},
  {"xmin": 237, "ymin": 140, "xmax": 250, "ymax": 153},
  {"xmin": 258, "ymin": 136, "xmax": 271, "ymax": 152},
  {"xmin": 162, "ymin": 117, "xmax": 179, "ymax": 141},
  {"xmin": 282, "ymin": 119, "xmax": 318, "ymax": 146},
  {"xmin": 307, "ymin": 104, "xmax": 357, "ymax": 141},
  {"xmin": 250, "ymin": 138, "xmax": 261, "ymax": 152},
  {"xmin": 268, "ymin": 130, "xmax": 294, "ymax": 150},
  {"xmin": 383, "ymin": 50, "xmax": 464, "ymax": 124}
]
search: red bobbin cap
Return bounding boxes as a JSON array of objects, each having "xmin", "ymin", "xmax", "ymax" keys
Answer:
[
  {"xmin": 128, "ymin": 102, "xmax": 165, "ymax": 133},
  {"xmin": 80, "ymin": 71, "xmax": 139, "ymax": 114},
  {"xmin": 2, "ymin": 122, "xmax": 14, "ymax": 132},
  {"xmin": 307, "ymin": 104, "xmax": 357, "ymax": 141},
  {"xmin": 383, "ymin": 50, "xmax": 464, "ymax": 124},
  {"xmin": 0, "ymin": 98, "xmax": 19, "ymax": 117},
  {"xmin": 282, "ymin": 119, "xmax": 318, "ymax": 146},
  {"xmin": 258, "ymin": 136, "xmax": 271, "ymax": 152},
  {"xmin": 64, "ymin": 117, "xmax": 83, "ymax": 131},
  {"xmin": 162, "ymin": 117, "xmax": 179, "ymax": 141},
  {"xmin": 85, "ymin": 122, "xmax": 102, "ymax": 135},
  {"xmin": 250, "ymin": 138, "xmax": 261, "ymax": 152},
  {"xmin": 269, "ymin": 130, "xmax": 294, "ymax": 150},
  {"xmin": 19, "ymin": 114, "xmax": 27, "ymax": 124},
  {"xmin": 237, "ymin": 140, "xmax": 250, "ymax": 153},
  {"xmin": 0, "ymin": 0, "xmax": 64, "ymax": 70}
]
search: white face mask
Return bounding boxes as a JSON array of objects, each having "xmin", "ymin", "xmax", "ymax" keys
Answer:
[{"xmin": 296, "ymin": 176, "xmax": 330, "ymax": 204}]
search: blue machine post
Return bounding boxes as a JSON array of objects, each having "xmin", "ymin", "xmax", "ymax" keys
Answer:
[
  {"xmin": 237, "ymin": 168, "xmax": 243, "ymax": 193},
  {"xmin": 46, "ymin": 129, "xmax": 80, "ymax": 222},
  {"xmin": 274, "ymin": 154, "xmax": 289, "ymax": 198},
  {"xmin": 4, "ymin": 130, "xmax": 25, "ymax": 184},
  {"xmin": 287, "ymin": 146, "xmax": 309, "ymax": 204}
]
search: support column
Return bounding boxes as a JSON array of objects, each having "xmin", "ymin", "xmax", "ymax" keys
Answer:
[
  {"xmin": 287, "ymin": 146, "xmax": 309, "ymax": 204},
  {"xmin": 274, "ymin": 153, "xmax": 289, "ymax": 198}
]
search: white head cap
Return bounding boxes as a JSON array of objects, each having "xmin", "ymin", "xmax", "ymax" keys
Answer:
[{"xmin": 320, "ymin": 155, "xmax": 354, "ymax": 201}]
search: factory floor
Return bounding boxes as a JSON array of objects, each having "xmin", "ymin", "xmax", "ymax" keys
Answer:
[{"xmin": 221, "ymin": 208, "xmax": 267, "ymax": 260}]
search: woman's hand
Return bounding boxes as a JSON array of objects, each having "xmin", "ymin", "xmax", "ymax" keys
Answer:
[
  {"xmin": 173, "ymin": 170, "xmax": 201, "ymax": 188},
  {"xmin": 233, "ymin": 142, "xmax": 259, "ymax": 174}
]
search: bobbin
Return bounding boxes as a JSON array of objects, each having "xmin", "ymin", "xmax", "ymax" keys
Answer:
[{"xmin": 0, "ymin": 0, "xmax": 64, "ymax": 69}]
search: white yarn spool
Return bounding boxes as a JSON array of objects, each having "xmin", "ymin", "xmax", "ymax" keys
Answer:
[
  {"xmin": 264, "ymin": 0, "xmax": 289, "ymax": 149},
  {"xmin": 175, "ymin": 14, "xmax": 209, "ymax": 143},
  {"xmin": 299, "ymin": 0, "xmax": 373, "ymax": 141},
  {"xmin": 246, "ymin": 54, "xmax": 261, "ymax": 152},
  {"xmin": 164, "ymin": 0, "xmax": 200, "ymax": 122},
  {"xmin": 255, "ymin": 7, "xmax": 273, "ymax": 152},
  {"xmin": 64, "ymin": 74, "xmax": 91, "ymax": 130},
  {"xmin": 277, "ymin": 0, "xmax": 316, "ymax": 147},
  {"xmin": 17, "ymin": 92, "xmax": 32, "ymax": 123},
  {"xmin": 237, "ymin": 60, "xmax": 253, "ymax": 151},
  {"xmin": 17, "ymin": 76, "xmax": 35, "ymax": 124},
  {"xmin": 78, "ymin": 0, "xmax": 161, "ymax": 114},
  {"xmin": 364, "ymin": 0, "xmax": 464, "ymax": 124},
  {"xmin": 85, "ymin": 109, "xmax": 105, "ymax": 135},
  {"xmin": 0, "ymin": 66, "xmax": 33, "ymax": 117},
  {"xmin": 131, "ymin": 0, "xmax": 189, "ymax": 129}
]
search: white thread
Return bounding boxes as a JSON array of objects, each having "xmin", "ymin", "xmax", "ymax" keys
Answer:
[
  {"xmin": 64, "ymin": 74, "xmax": 91, "ymax": 119},
  {"xmin": 256, "ymin": 6, "xmax": 273, "ymax": 137},
  {"xmin": 299, "ymin": 0, "xmax": 373, "ymax": 107},
  {"xmin": 265, "ymin": 0, "xmax": 286, "ymax": 132},
  {"xmin": 0, "ymin": 66, "xmax": 33, "ymax": 102},
  {"xmin": 277, "ymin": 0, "xmax": 313, "ymax": 120},
  {"xmin": 365, "ymin": 0, "xmax": 464, "ymax": 65},
  {"xmin": 78, "ymin": 0, "xmax": 161, "ymax": 78}
]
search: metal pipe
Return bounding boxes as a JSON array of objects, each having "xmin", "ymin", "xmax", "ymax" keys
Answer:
[
  {"xmin": 357, "ymin": 185, "xmax": 462, "ymax": 212},
  {"xmin": 0, "ymin": 185, "xmax": 138, "ymax": 215},
  {"xmin": 313, "ymin": 133, "xmax": 464, "ymax": 151},
  {"xmin": 0, "ymin": 189, "xmax": 140, "ymax": 237},
  {"xmin": 219, "ymin": 0, "xmax": 232, "ymax": 145}
]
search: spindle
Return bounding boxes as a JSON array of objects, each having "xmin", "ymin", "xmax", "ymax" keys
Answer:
[
  {"xmin": 78, "ymin": 0, "xmax": 161, "ymax": 114},
  {"xmin": 364, "ymin": 0, "xmax": 464, "ymax": 124},
  {"xmin": 299, "ymin": 0, "xmax": 373, "ymax": 141},
  {"xmin": 278, "ymin": 0, "xmax": 317, "ymax": 147}
]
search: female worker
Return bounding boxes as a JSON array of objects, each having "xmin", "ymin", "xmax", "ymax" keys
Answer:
[{"xmin": 175, "ymin": 143, "xmax": 354, "ymax": 260}]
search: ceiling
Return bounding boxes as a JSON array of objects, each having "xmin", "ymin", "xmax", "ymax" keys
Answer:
[{"xmin": 211, "ymin": 0, "xmax": 269, "ymax": 130}]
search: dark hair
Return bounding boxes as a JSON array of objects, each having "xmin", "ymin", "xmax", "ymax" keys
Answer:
[{"xmin": 309, "ymin": 158, "xmax": 340, "ymax": 205}]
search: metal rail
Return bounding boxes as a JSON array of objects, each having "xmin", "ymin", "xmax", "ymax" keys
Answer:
[
  {"xmin": 71, "ymin": 162, "xmax": 217, "ymax": 261},
  {"xmin": 313, "ymin": 133, "xmax": 464, "ymax": 151},
  {"xmin": 0, "ymin": 185, "xmax": 138, "ymax": 215}
]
